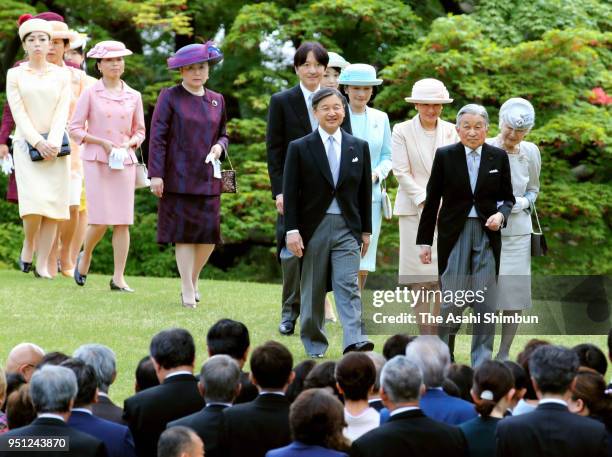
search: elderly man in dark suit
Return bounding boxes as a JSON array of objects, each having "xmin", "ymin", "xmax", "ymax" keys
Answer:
[
  {"xmin": 283, "ymin": 87, "xmax": 373, "ymax": 358},
  {"xmin": 350, "ymin": 356, "xmax": 467, "ymax": 457},
  {"xmin": 167, "ymin": 355, "xmax": 241, "ymax": 457},
  {"xmin": 73, "ymin": 344, "xmax": 124, "ymax": 424},
  {"xmin": 0, "ymin": 365, "xmax": 107, "ymax": 457},
  {"xmin": 123, "ymin": 328, "xmax": 205, "ymax": 457},
  {"xmin": 417, "ymin": 104, "xmax": 515, "ymax": 367},
  {"xmin": 62, "ymin": 359, "xmax": 135, "ymax": 457},
  {"xmin": 267, "ymin": 41, "xmax": 352, "ymax": 337},
  {"xmin": 497, "ymin": 345, "xmax": 608, "ymax": 457}
]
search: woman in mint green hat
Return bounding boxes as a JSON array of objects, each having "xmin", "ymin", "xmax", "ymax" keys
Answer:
[{"xmin": 339, "ymin": 64, "xmax": 392, "ymax": 289}]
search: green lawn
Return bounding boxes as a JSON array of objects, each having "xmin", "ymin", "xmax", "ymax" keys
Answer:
[{"xmin": 0, "ymin": 269, "xmax": 608, "ymax": 406}]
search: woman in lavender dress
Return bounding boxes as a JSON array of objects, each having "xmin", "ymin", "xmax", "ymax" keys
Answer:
[{"xmin": 148, "ymin": 42, "xmax": 228, "ymax": 308}]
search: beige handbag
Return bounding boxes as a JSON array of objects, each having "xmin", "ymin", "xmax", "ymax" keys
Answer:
[{"xmin": 134, "ymin": 147, "xmax": 150, "ymax": 189}]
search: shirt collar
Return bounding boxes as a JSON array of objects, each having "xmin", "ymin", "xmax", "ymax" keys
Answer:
[
  {"xmin": 97, "ymin": 392, "xmax": 109, "ymax": 399},
  {"xmin": 71, "ymin": 408, "xmax": 93, "ymax": 415},
  {"xmin": 165, "ymin": 370, "xmax": 192, "ymax": 380},
  {"xmin": 300, "ymin": 82, "xmax": 319, "ymax": 100},
  {"xmin": 539, "ymin": 399, "xmax": 568, "ymax": 407},
  {"xmin": 38, "ymin": 413, "xmax": 65, "ymax": 422},
  {"xmin": 259, "ymin": 391, "xmax": 285, "ymax": 396},
  {"xmin": 464, "ymin": 145, "xmax": 483, "ymax": 156},
  {"xmin": 318, "ymin": 126, "xmax": 342, "ymax": 146},
  {"xmin": 206, "ymin": 402, "xmax": 232, "ymax": 407},
  {"xmin": 390, "ymin": 406, "xmax": 420, "ymax": 417}
]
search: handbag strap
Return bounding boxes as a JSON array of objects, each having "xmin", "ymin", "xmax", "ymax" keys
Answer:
[
  {"xmin": 223, "ymin": 147, "xmax": 234, "ymax": 171},
  {"xmin": 531, "ymin": 202, "xmax": 543, "ymax": 235},
  {"xmin": 135, "ymin": 147, "xmax": 146, "ymax": 165}
]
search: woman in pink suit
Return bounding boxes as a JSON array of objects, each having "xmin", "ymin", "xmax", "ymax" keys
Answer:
[{"xmin": 69, "ymin": 40, "xmax": 145, "ymax": 292}]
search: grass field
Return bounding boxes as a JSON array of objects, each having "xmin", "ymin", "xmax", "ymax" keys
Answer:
[{"xmin": 0, "ymin": 269, "xmax": 608, "ymax": 405}]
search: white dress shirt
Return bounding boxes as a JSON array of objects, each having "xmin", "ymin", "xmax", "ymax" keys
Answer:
[{"xmin": 389, "ymin": 406, "xmax": 420, "ymax": 417}]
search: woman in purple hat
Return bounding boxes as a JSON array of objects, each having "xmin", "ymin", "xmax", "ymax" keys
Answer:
[
  {"xmin": 148, "ymin": 42, "xmax": 228, "ymax": 308},
  {"xmin": 69, "ymin": 40, "xmax": 146, "ymax": 292}
]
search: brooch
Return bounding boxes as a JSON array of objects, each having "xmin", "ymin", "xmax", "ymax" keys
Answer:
[{"xmin": 212, "ymin": 100, "xmax": 218, "ymax": 107}]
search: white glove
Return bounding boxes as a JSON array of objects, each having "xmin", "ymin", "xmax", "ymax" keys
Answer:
[
  {"xmin": 511, "ymin": 196, "xmax": 530, "ymax": 213},
  {"xmin": 1, "ymin": 155, "xmax": 14, "ymax": 175},
  {"xmin": 205, "ymin": 152, "xmax": 222, "ymax": 179},
  {"xmin": 109, "ymin": 147, "xmax": 128, "ymax": 170}
]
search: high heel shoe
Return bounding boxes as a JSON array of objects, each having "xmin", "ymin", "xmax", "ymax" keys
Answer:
[
  {"xmin": 18, "ymin": 258, "xmax": 32, "ymax": 273},
  {"xmin": 110, "ymin": 279, "xmax": 134, "ymax": 293},
  {"xmin": 74, "ymin": 252, "xmax": 87, "ymax": 286},
  {"xmin": 33, "ymin": 269, "xmax": 52, "ymax": 280},
  {"xmin": 181, "ymin": 293, "xmax": 197, "ymax": 309}
]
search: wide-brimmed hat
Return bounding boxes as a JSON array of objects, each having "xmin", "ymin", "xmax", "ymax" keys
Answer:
[
  {"xmin": 499, "ymin": 98, "xmax": 535, "ymax": 129},
  {"xmin": 18, "ymin": 17, "xmax": 53, "ymax": 41},
  {"xmin": 328, "ymin": 52, "xmax": 349, "ymax": 70},
  {"xmin": 87, "ymin": 41, "xmax": 133, "ymax": 59},
  {"xmin": 404, "ymin": 78, "xmax": 453, "ymax": 104},
  {"xmin": 338, "ymin": 64, "xmax": 382, "ymax": 86},
  {"xmin": 167, "ymin": 42, "xmax": 224, "ymax": 70},
  {"xmin": 49, "ymin": 21, "xmax": 77, "ymax": 41},
  {"xmin": 70, "ymin": 32, "xmax": 89, "ymax": 50}
]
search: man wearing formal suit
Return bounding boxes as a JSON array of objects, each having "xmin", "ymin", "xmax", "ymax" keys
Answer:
[
  {"xmin": 123, "ymin": 328, "xmax": 205, "ymax": 457},
  {"xmin": 167, "ymin": 355, "xmax": 241, "ymax": 457},
  {"xmin": 350, "ymin": 356, "xmax": 467, "ymax": 457},
  {"xmin": 5, "ymin": 342, "xmax": 45, "ymax": 382},
  {"xmin": 0, "ymin": 365, "xmax": 107, "ymax": 457},
  {"xmin": 62, "ymin": 359, "xmax": 136, "ymax": 457},
  {"xmin": 267, "ymin": 42, "xmax": 352, "ymax": 337},
  {"xmin": 222, "ymin": 341, "xmax": 294, "ymax": 457},
  {"xmin": 284, "ymin": 87, "xmax": 373, "ymax": 358},
  {"xmin": 73, "ymin": 344, "xmax": 124, "ymax": 424},
  {"xmin": 496, "ymin": 345, "xmax": 608, "ymax": 457},
  {"xmin": 158, "ymin": 427, "xmax": 204, "ymax": 457},
  {"xmin": 417, "ymin": 104, "xmax": 515, "ymax": 367}
]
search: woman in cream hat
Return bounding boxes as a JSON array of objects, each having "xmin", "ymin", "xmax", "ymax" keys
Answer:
[
  {"xmin": 487, "ymin": 97, "xmax": 541, "ymax": 360},
  {"xmin": 321, "ymin": 52, "xmax": 349, "ymax": 89},
  {"xmin": 339, "ymin": 63, "xmax": 392, "ymax": 289},
  {"xmin": 6, "ymin": 15, "xmax": 72, "ymax": 278},
  {"xmin": 391, "ymin": 78, "xmax": 458, "ymax": 333},
  {"xmin": 70, "ymin": 40, "xmax": 146, "ymax": 292}
]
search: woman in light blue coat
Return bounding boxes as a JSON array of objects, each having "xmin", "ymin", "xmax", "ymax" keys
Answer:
[{"xmin": 339, "ymin": 64, "xmax": 392, "ymax": 289}]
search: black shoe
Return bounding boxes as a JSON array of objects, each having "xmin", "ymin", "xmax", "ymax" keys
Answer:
[
  {"xmin": 110, "ymin": 279, "xmax": 134, "ymax": 293},
  {"xmin": 278, "ymin": 322, "xmax": 295, "ymax": 336},
  {"xmin": 343, "ymin": 341, "xmax": 375, "ymax": 354},
  {"xmin": 18, "ymin": 258, "xmax": 32, "ymax": 273},
  {"xmin": 74, "ymin": 252, "xmax": 87, "ymax": 286}
]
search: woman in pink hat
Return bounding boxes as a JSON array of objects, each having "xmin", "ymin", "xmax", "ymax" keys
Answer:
[
  {"xmin": 391, "ymin": 78, "xmax": 459, "ymax": 334},
  {"xmin": 70, "ymin": 40, "xmax": 146, "ymax": 292},
  {"xmin": 6, "ymin": 16, "xmax": 72, "ymax": 279},
  {"xmin": 148, "ymin": 42, "xmax": 228, "ymax": 308}
]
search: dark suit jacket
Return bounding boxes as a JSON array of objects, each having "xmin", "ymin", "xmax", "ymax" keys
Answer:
[
  {"xmin": 283, "ymin": 129, "xmax": 372, "ymax": 249},
  {"xmin": 92, "ymin": 395, "xmax": 124, "ymax": 425},
  {"xmin": 123, "ymin": 373, "xmax": 205, "ymax": 457},
  {"xmin": 0, "ymin": 417, "xmax": 108, "ymax": 457},
  {"xmin": 350, "ymin": 409, "xmax": 467, "ymax": 457},
  {"xmin": 167, "ymin": 404, "xmax": 227, "ymax": 457},
  {"xmin": 416, "ymin": 142, "xmax": 515, "ymax": 275},
  {"xmin": 68, "ymin": 410, "xmax": 136, "ymax": 457},
  {"xmin": 267, "ymin": 441, "xmax": 348, "ymax": 457},
  {"xmin": 222, "ymin": 394, "xmax": 291, "ymax": 457},
  {"xmin": 236, "ymin": 370, "xmax": 259, "ymax": 404},
  {"xmin": 495, "ymin": 402, "xmax": 608, "ymax": 457}
]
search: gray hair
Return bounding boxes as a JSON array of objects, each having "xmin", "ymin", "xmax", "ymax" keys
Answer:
[
  {"xmin": 366, "ymin": 352, "xmax": 386, "ymax": 392},
  {"xmin": 456, "ymin": 103, "xmax": 489, "ymax": 127},
  {"xmin": 200, "ymin": 355, "xmax": 241, "ymax": 404},
  {"xmin": 73, "ymin": 344, "xmax": 116, "ymax": 393},
  {"xmin": 29, "ymin": 365, "xmax": 77, "ymax": 413},
  {"xmin": 380, "ymin": 356, "xmax": 423, "ymax": 403},
  {"xmin": 311, "ymin": 87, "xmax": 345, "ymax": 109},
  {"xmin": 404, "ymin": 336, "xmax": 450, "ymax": 387},
  {"xmin": 529, "ymin": 345, "xmax": 579, "ymax": 394}
]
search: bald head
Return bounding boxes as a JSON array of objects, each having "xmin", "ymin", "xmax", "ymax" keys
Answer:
[{"xmin": 6, "ymin": 343, "xmax": 45, "ymax": 381}]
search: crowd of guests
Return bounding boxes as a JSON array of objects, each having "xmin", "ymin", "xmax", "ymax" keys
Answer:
[{"xmin": 1, "ymin": 321, "xmax": 611, "ymax": 456}]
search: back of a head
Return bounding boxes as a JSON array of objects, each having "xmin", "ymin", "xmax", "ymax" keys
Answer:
[
  {"xmin": 335, "ymin": 353, "xmax": 375, "ymax": 401},
  {"xmin": 3, "ymin": 373, "xmax": 26, "ymax": 410},
  {"xmin": 572, "ymin": 343, "xmax": 608, "ymax": 376},
  {"xmin": 29, "ymin": 365, "xmax": 77, "ymax": 414},
  {"xmin": 206, "ymin": 319, "xmax": 250, "ymax": 361},
  {"xmin": 381, "ymin": 356, "xmax": 423, "ymax": 404},
  {"xmin": 150, "ymin": 328, "xmax": 195, "ymax": 370},
  {"xmin": 60, "ymin": 358, "xmax": 98, "ymax": 408},
  {"xmin": 304, "ymin": 361, "xmax": 341, "ymax": 400},
  {"xmin": 201, "ymin": 355, "xmax": 241, "ymax": 404},
  {"xmin": 529, "ymin": 345, "xmax": 579, "ymax": 395},
  {"xmin": 73, "ymin": 344, "xmax": 116, "ymax": 393},
  {"xmin": 37, "ymin": 351, "xmax": 70, "ymax": 368},
  {"xmin": 135, "ymin": 356, "xmax": 160, "ymax": 392},
  {"xmin": 6, "ymin": 343, "xmax": 45, "ymax": 374},
  {"xmin": 286, "ymin": 360, "xmax": 317, "ymax": 403},
  {"xmin": 290, "ymin": 388, "xmax": 347, "ymax": 451},
  {"xmin": 517, "ymin": 338, "xmax": 550, "ymax": 400},
  {"xmin": 404, "ymin": 336, "xmax": 449, "ymax": 387},
  {"xmin": 158, "ymin": 426, "xmax": 200, "ymax": 457},
  {"xmin": 366, "ymin": 352, "xmax": 386, "ymax": 393},
  {"xmin": 383, "ymin": 334, "xmax": 414, "ymax": 360},
  {"xmin": 250, "ymin": 341, "xmax": 293, "ymax": 390},
  {"xmin": 447, "ymin": 364, "xmax": 474, "ymax": 403},
  {"xmin": 6, "ymin": 384, "xmax": 36, "ymax": 429},
  {"xmin": 503, "ymin": 361, "xmax": 529, "ymax": 391},
  {"xmin": 571, "ymin": 368, "xmax": 612, "ymax": 424},
  {"xmin": 472, "ymin": 361, "xmax": 514, "ymax": 417}
]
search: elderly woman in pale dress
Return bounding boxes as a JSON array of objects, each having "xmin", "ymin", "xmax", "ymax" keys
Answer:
[
  {"xmin": 487, "ymin": 98, "xmax": 541, "ymax": 361},
  {"xmin": 392, "ymin": 79, "xmax": 458, "ymax": 334}
]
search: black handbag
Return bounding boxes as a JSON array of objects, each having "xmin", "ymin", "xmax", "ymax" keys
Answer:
[
  {"xmin": 29, "ymin": 132, "xmax": 71, "ymax": 162},
  {"xmin": 530, "ymin": 203, "xmax": 548, "ymax": 256}
]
